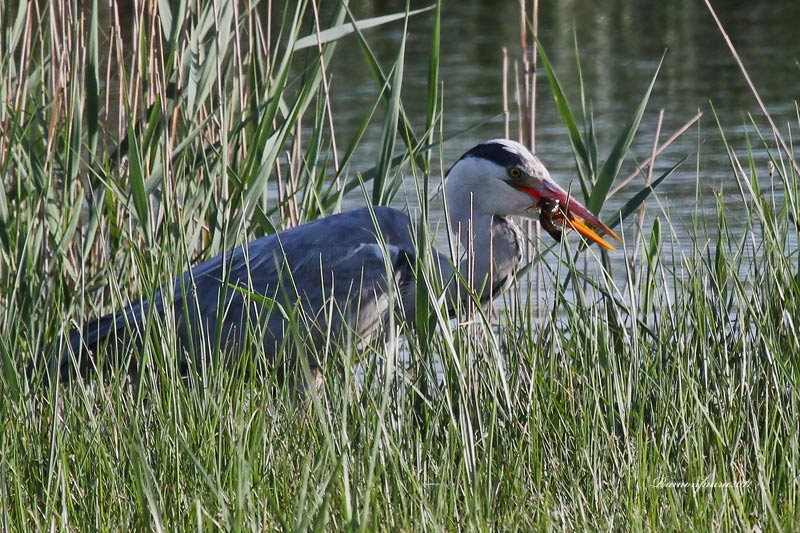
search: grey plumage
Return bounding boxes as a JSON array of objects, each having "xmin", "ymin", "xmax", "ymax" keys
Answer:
[
  {"xmin": 48, "ymin": 139, "xmax": 618, "ymax": 386},
  {"xmin": 61, "ymin": 206, "xmax": 422, "ymax": 382}
]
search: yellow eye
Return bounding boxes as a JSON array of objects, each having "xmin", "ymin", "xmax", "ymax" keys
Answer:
[{"xmin": 508, "ymin": 167, "xmax": 523, "ymax": 179}]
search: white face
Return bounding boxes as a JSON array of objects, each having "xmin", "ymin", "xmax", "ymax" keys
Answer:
[
  {"xmin": 444, "ymin": 139, "xmax": 551, "ymax": 218},
  {"xmin": 444, "ymin": 138, "xmax": 620, "ymax": 251}
]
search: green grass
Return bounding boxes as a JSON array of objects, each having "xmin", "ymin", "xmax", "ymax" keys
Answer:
[{"xmin": 2, "ymin": 0, "xmax": 799, "ymax": 530}]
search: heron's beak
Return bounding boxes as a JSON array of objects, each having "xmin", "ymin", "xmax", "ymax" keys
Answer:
[{"xmin": 511, "ymin": 179, "xmax": 621, "ymax": 251}]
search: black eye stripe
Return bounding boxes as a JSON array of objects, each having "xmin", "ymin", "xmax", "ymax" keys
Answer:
[{"xmin": 458, "ymin": 141, "xmax": 526, "ymax": 169}]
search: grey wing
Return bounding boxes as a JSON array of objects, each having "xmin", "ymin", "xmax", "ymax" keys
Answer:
[{"xmin": 169, "ymin": 206, "xmax": 417, "ymax": 362}]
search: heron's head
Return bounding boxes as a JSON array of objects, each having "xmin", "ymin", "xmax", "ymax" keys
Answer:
[{"xmin": 445, "ymin": 139, "xmax": 620, "ymax": 250}]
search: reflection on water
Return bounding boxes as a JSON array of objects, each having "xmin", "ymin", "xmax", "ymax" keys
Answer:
[
  {"xmin": 98, "ymin": 0, "xmax": 799, "ymax": 304},
  {"xmin": 322, "ymin": 1, "xmax": 800, "ymax": 232},
  {"xmin": 96, "ymin": 0, "xmax": 800, "ymax": 227},
  {"xmin": 306, "ymin": 0, "xmax": 800, "ymax": 313}
]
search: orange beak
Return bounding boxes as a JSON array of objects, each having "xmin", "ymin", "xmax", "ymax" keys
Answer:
[{"xmin": 511, "ymin": 180, "xmax": 621, "ymax": 251}]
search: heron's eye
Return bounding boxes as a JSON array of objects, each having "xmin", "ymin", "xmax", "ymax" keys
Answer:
[{"xmin": 507, "ymin": 167, "xmax": 523, "ymax": 180}]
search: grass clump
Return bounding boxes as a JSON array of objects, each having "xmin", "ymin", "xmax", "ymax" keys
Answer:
[{"xmin": 1, "ymin": 0, "xmax": 799, "ymax": 530}]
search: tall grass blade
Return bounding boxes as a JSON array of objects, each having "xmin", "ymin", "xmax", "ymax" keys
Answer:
[
  {"xmin": 85, "ymin": 0, "xmax": 100, "ymax": 157},
  {"xmin": 609, "ymin": 158, "xmax": 684, "ymax": 231},
  {"xmin": 372, "ymin": 14, "xmax": 408, "ymax": 206},
  {"xmin": 127, "ymin": 121, "xmax": 152, "ymax": 245},
  {"xmin": 590, "ymin": 55, "xmax": 663, "ymax": 213},
  {"xmin": 342, "ymin": 3, "xmax": 426, "ymax": 173},
  {"xmin": 534, "ymin": 36, "xmax": 592, "ymax": 197},
  {"xmin": 293, "ymin": 5, "xmax": 434, "ymax": 51}
]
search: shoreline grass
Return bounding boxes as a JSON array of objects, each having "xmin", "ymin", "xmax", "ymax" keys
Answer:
[{"xmin": 2, "ymin": 0, "xmax": 799, "ymax": 530}]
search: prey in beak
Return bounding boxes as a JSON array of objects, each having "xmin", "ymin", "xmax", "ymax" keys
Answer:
[{"xmin": 511, "ymin": 180, "xmax": 621, "ymax": 251}]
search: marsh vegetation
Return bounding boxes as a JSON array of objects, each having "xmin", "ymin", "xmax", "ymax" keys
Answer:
[{"xmin": 1, "ymin": 0, "xmax": 798, "ymax": 529}]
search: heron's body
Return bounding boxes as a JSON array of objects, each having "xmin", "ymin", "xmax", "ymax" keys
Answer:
[{"xmin": 52, "ymin": 139, "xmax": 618, "ymax": 384}]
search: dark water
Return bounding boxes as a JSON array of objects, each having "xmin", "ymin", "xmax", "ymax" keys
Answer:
[
  {"xmin": 100, "ymin": 0, "xmax": 800, "ymax": 237},
  {"xmin": 322, "ymin": 1, "xmax": 800, "ymax": 248},
  {"xmin": 97, "ymin": 0, "xmax": 799, "ymax": 302}
]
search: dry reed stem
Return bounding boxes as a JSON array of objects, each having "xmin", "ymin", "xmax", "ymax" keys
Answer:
[{"xmin": 608, "ymin": 111, "xmax": 702, "ymax": 198}]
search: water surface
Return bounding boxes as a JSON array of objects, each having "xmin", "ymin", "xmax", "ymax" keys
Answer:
[{"xmin": 323, "ymin": 1, "xmax": 800, "ymax": 246}]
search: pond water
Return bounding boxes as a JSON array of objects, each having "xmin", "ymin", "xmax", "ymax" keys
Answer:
[
  {"xmin": 321, "ymin": 1, "xmax": 800, "ymax": 253},
  {"xmin": 102, "ymin": 0, "xmax": 800, "ymax": 309}
]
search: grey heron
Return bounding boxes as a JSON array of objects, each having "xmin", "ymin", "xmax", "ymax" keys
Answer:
[{"xmin": 51, "ymin": 139, "xmax": 619, "ymax": 385}]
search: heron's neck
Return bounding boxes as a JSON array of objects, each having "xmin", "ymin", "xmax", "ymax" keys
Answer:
[{"xmin": 446, "ymin": 202, "xmax": 524, "ymax": 303}]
